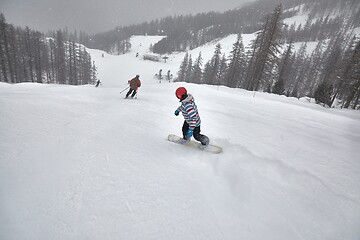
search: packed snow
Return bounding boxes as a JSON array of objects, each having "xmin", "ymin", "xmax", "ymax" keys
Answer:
[{"xmin": 1, "ymin": 35, "xmax": 360, "ymax": 240}]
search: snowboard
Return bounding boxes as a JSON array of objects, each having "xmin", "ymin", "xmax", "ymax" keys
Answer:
[{"xmin": 167, "ymin": 134, "xmax": 222, "ymax": 154}]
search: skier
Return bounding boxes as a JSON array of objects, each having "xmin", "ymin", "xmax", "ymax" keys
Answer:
[
  {"xmin": 126, "ymin": 75, "xmax": 141, "ymax": 98},
  {"xmin": 95, "ymin": 79, "xmax": 101, "ymax": 87},
  {"xmin": 174, "ymin": 87, "xmax": 209, "ymax": 147},
  {"xmin": 167, "ymin": 70, "xmax": 171, "ymax": 82}
]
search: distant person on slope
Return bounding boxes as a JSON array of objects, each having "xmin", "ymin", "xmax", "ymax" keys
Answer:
[
  {"xmin": 174, "ymin": 87, "xmax": 209, "ymax": 147},
  {"xmin": 95, "ymin": 79, "xmax": 101, "ymax": 87},
  {"xmin": 126, "ymin": 75, "xmax": 141, "ymax": 98}
]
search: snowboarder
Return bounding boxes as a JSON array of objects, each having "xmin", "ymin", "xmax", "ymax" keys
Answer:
[
  {"xmin": 95, "ymin": 79, "xmax": 101, "ymax": 87},
  {"xmin": 174, "ymin": 87, "xmax": 209, "ymax": 147},
  {"xmin": 126, "ymin": 75, "xmax": 141, "ymax": 98}
]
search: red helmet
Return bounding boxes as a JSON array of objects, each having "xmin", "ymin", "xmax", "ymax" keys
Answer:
[{"xmin": 175, "ymin": 87, "xmax": 187, "ymax": 99}]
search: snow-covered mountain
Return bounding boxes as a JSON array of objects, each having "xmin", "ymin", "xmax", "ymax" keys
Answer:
[
  {"xmin": 87, "ymin": 0, "xmax": 360, "ymax": 56},
  {"xmin": 1, "ymin": 35, "xmax": 359, "ymax": 240}
]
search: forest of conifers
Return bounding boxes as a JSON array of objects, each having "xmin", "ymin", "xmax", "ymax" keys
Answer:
[
  {"xmin": 0, "ymin": 14, "xmax": 97, "ymax": 86},
  {"xmin": 174, "ymin": 4, "xmax": 360, "ymax": 109}
]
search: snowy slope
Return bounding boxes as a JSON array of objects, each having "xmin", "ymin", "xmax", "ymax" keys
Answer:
[
  {"xmin": 1, "ymin": 36, "xmax": 360, "ymax": 240},
  {"xmin": 283, "ymin": 4, "xmax": 309, "ymax": 29}
]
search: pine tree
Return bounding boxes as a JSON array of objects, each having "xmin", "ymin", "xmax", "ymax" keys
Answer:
[
  {"xmin": 288, "ymin": 43, "xmax": 307, "ymax": 97},
  {"xmin": 1, "ymin": 14, "xmax": 16, "ymax": 83},
  {"xmin": 302, "ymin": 40, "xmax": 325, "ymax": 96},
  {"xmin": 0, "ymin": 14, "xmax": 8, "ymax": 83},
  {"xmin": 8, "ymin": 25, "xmax": 18, "ymax": 83},
  {"xmin": 343, "ymin": 40, "xmax": 360, "ymax": 109},
  {"xmin": 55, "ymin": 30, "xmax": 66, "ymax": 84},
  {"xmin": 176, "ymin": 53, "xmax": 188, "ymax": 82},
  {"xmin": 202, "ymin": 61, "xmax": 212, "ymax": 85},
  {"xmin": 274, "ymin": 42, "xmax": 293, "ymax": 95},
  {"xmin": 205, "ymin": 43, "xmax": 222, "ymax": 85},
  {"xmin": 191, "ymin": 52, "xmax": 203, "ymax": 84},
  {"xmin": 217, "ymin": 54, "xmax": 227, "ymax": 86},
  {"xmin": 91, "ymin": 60, "xmax": 98, "ymax": 85},
  {"xmin": 69, "ymin": 41, "xmax": 75, "ymax": 85},
  {"xmin": 245, "ymin": 4, "xmax": 283, "ymax": 91},
  {"xmin": 24, "ymin": 26, "xmax": 35, "ymax": 82},
  {"xmin": 185, "ymin": 54, "xmax": 193, "ymax": 83},
  {"xmin": 225, "ymin": 34, "xmax": 246, "ymax": 88},
  {"xmin": 272, "ymin": 77, "xmax": 285, "ymax": 95},
  {"xmin": 314, "ymin": 81, "xmax": 333, "ymax": 107},
  {"xmin": 320, "ymin": 34, "xmax": 344, "ymax": 93},
  {"xmin": 32, "ymin": 31, "xmax": 43, "ymax": 83},
  {"xmin": 48, "ymin": 38, "xmax": 56, "ymax": 83}
]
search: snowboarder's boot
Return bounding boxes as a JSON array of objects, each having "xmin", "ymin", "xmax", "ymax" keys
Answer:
[{"xmin": 199, "ymin": 135, "xmax": 210, "ymax": 149}]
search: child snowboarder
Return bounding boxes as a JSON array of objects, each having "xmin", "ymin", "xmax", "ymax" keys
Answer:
[
  {"xmin": 126, "ymin": 75, "xmax": 141, "ymax": 98},
  {"xmin": 174, "ymin": 87, "xmax": 209, "ymax": 147}
]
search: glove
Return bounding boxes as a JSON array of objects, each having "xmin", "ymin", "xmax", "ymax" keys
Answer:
[
  {"xmin": 187, "ymin": 129, "xmax": 193, "ymax": 138},
  {"xmin": 174, "ymin": 109, "xmax": 180, "ymax": 116}
]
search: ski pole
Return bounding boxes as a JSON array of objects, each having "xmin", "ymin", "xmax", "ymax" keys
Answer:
[{"xmin": 120, "ymin": 86, "xmax": 129, "ymax": 94}]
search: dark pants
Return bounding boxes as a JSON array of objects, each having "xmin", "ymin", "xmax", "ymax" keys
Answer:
[
  {"xmin": 126, "ymin": 88, "xmax": 137, "ymax": 98},
  {"xmin": 182, "ymin": 121, "xmax": 209, "ymax": 145}
]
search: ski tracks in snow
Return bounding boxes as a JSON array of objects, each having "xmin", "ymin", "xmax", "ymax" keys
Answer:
[{"xmin": 208, "ymin": 140, "xmax": 360, "ymax": 239}]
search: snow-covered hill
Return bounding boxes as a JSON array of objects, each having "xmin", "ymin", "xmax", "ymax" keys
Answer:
[{"xmin": 1, "ymin": 36, "xmax": 360, "ymax": 240}]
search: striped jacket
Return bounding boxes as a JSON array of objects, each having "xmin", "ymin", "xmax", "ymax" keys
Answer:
[{"xmin": 177, "ymin": 94, "xmax": 201, "ymax": 130}]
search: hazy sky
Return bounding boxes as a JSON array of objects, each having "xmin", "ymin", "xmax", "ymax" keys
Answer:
[{"xmin": 0, "ymin": 0, "xmax": 255, "ymax": 34}]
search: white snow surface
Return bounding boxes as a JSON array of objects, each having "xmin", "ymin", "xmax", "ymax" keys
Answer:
[
  {"xmin": 1, "ymin": 35, "xmax": 360, "ymax": 240},
  {"xmin": 283, "ymin": 4, "xmax": 309, "ymax": 29}
]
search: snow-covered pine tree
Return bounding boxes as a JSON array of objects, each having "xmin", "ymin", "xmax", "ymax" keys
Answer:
[
  {"xmin": 273, "ymin": 41, "xmax": 294, "ymax": 95},
  {"xmin": 0, "ymin": 13, "xmax": 14, "ymax": 83},
  {"xmin": 289, "ymin": 42, "xmax": 308, "ymax": 98},
  {"xmin": 225, "ymin": 34, "xmax": 246, "ymax": 88},
  {"xmin": 176, "ymin": 52, "xmax": 188, "ymax": 82},
  {"xmin": 343, "ymin": 40, "xmax": 360, "ymax": 109},
  {"xmin": 217, "ymin": 54, "xmax": 227, "ymax": 86},
  {"xmin": 330, "ymin": 36, "xmax": 357, "ymax": 106},
  {"xmin": 202, "ymin": 61, "xmax": 212, "ymax": 85},
  {"xmin": 301, "ymin": 40, "xmax": 325, "ymax": 97},
  {"xmin": 68, "ymin": 41, "xmax": 76, "ymax": 85},
  {"xmin": 191, "ymin": 52, "xmax": 203, "ymax": 84},
  {"xmin": 55, "ymin": 30, "xmax": 66, "ymax": 85},
  {"xmin": 244, "ymin": 4, "xmax": 283, "ymax": 91},
  {"xmin": 314, "ymin": 80, "xmax": 333, "ymax": 107},
  {"xmin": 91, "ymin": 60, "xmax": 98, "ymax": 85},
  {"xmin": 184, "ymin": 54, "xmax": 193, "ymax": 83},
  {"xmin": 320, "ymin": 34, "xmax": 345, "ymax": 93},
  {"xmin": 206, "ymin": 43, "xmax": 222, "ymax": 85}
]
